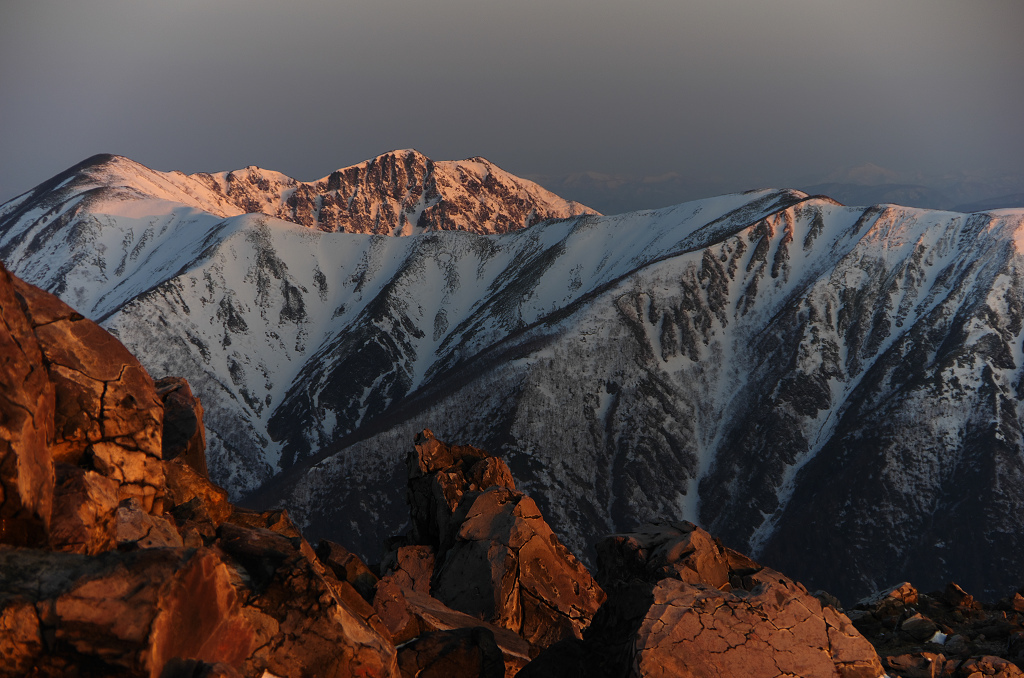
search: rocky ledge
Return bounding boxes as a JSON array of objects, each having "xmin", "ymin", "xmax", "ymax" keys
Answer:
[{"xmin": 1, "ymin": 263, "xmax": 1024, "ymax": 677}]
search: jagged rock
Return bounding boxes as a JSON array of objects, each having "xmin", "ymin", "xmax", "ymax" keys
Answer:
[
  {"xmin": 0, "ymin": 546, "xmax": 254, "ymax": 677},
  {"xmin": 156, "ymin": 377, "xmax": 208, "ymax": 478},
  {"xmin": 217, "ymin": 520, "xmax": 398, "ymax": 678},
  {"xmin": 403, "ymin": 430, "xmax": 605, "ymax": 647},
  {"xmin": 527, "ymin": 521, "xmax": 885, "ymax": 678},
  {"xmin": 0, "ymin": 264, "xmax": 55, "ymax": 547},
  {"xmin": 396, "ymin": 627, "xmax": 504, "ymax": 678},
  {"xmin": 317, "ymin": 539, "xmax": 380, "ymax": 603},
  {"xmin": 0, "ymin": 271, "xmax": 401, "ymax": 677},
  {"xmin": 164, "ymin": 458, "xmax": 232, "ymax": 526},
  {"xmin": 373, "ymin": 578, "xmax": 422, "ymax": 644}
]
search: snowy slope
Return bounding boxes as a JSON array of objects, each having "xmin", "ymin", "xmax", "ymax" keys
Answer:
[{"xmin": 4, "ymin": 154, "xmax": 1024, "ymax": 602}]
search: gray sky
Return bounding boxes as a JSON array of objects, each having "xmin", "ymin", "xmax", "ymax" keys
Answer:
[{"xmin": 2, "ymin": 0, "xmax": 1022, "ymax": 211}]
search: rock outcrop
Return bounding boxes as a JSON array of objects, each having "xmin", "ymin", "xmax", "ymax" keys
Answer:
[
  {"xmin": 521, "ymin": 522, "xmax": 886, "ymax": 678},
  {"xmin": 396, "ymin": 429, "xmax": 606, "ymax": 648},
  {"xmin": 0, "ymin": 263, "xmax": 398, "ymax": 677},
  {"xmin": 189, "ymin": 149, "xmax": 597, "ymax": 236}
]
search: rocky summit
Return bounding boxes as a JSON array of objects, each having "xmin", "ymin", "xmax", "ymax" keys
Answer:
[{"xmin": 4, "ymin": 266, "xmax": 1024, "ymax": 677}]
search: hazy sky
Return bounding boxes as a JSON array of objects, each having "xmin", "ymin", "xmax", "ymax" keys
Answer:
[{"xmin": 2, "ymin": 0, "xmax": 1022, "ymax": 209}]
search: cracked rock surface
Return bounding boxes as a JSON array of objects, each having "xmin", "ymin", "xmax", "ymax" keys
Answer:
[
  {"xmin": 0, "ymin": 266, "xmax": 399, "ymax": 677},
  {"xmin": 521, "ymin": 522, "xmax": 885, "ymax": 678}
]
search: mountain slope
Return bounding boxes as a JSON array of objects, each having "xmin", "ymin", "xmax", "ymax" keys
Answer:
[{"xmin": 3, "ymin": 155, "xmax": 1024, "ymax": 602}]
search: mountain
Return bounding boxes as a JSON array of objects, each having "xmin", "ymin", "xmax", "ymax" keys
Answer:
[{"xmin": 3, "ymin": 154, "xmax": 1024, "ymax": 603}]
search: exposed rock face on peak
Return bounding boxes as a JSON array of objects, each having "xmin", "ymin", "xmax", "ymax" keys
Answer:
[{"xmin": 190, "ymin": 149, "xmax": 597, "ymax": 236}]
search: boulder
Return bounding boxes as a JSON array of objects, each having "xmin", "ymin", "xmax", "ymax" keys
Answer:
[
  {"xmin": 5, "ymin": 270, "xmax": 166, "ymax": 528},
  {"xmin": 902, "ymin": 613, "xmax": 941, "ymax": 642},
  {"xmin": 885, "ymin": 652, "xmax": 952, "ymax": 678},
  {"xmin": 523, "ymin": 522, "xmax": 886, "ymax": 678}
]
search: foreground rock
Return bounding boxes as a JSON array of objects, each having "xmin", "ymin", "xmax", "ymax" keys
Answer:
[
  {"xmin": 521, "ymin": 522, "xmax": 886, "ymax": 678},
  {"xmin": 0, "ymin": 264, "xmax": 398, "ymax": 677}
]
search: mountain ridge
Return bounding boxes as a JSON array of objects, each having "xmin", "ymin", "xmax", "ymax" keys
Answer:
[{"xmin": 4, "ymin": 153, "xmax": 1024, "ymax": 602}]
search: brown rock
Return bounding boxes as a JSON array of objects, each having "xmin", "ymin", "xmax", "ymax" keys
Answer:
[
  {"xmin": 8, "ymin": 270, "xmax": 166, "ymax": 525},
  {"xmin": 216, "ymin": 521, "xmax": 398, "ymax": 677},
  {"xmin": 0, "ymin": 546, "xmax": 255, "ymax": 677},
  {"xmin": 542, "ymin": 522, "xmax": 886, "ymax": 678},
  {"xmin": 156, "ymin": 377, "xmax": 208, "ymax": 478},
  {"xmin": 0, "ymin": 264, "xmax": 55, "ymax": 546},
  {"xmin": 596, "ymin": 523, "xmax": 730, "ymax": 589},
  {"xmin": 373, "ymin": 577, "xmax": 423, "ymax": 644},
  {"xmin": 30, "ymin": 308, "xmax": 162, "ymax": 461},
  {"xmin": 397, "ymin": 627, "xmax": 504, "ymax": 678},
  {"xmin": 433, "ymin": 487, "xmax": 604, "ymax": 646},
  {"xmin": 382, "ymin": 544, "xmax": 435, "ymax": 595},
  {"xmin": 631, "ymin": 568, "xmax": 885, "ymax": 678},
  {"xmin": 323, "ymin": 572, "xmax": 393, "ymax": 643},
  {"xmin": 957, "ymin": 655, "xmax": 1024, "ymax": 677},
  {"xmin": 148, "ymin": 549, "xmax": 256, "ymax": 674},
  {"xmin": 0, "ymin": 598, "xmax": 45, "ymax": 675},
  {"xmin": 317, "ymin": 539, "xmax": 380, "ymax": 603},
  {"xmin": 115, "ymin": 498, "xmax": 184, "ymax": 549},
  {"xmin": 857, "ymin": 581, "xmax": 919, "ymax": 617},
  {"xmin": 243, "ymin": 560, "xmax": 399, "ymax": 677},
  {"xmin": 48, "ymin": 465, "xmax": 119, "ymax": 553},
  {"xmin": 403, "ymin": 431, "xmax": 603, "ymax": 648},
  {"xmin": 164, "ymin": 458, "xmax": 231, "ymax": 526}
]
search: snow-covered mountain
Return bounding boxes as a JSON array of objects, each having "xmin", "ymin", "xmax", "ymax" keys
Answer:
[{"xmin": 3, "ymin": 153, "xmax": 1024, "ymax": 603}]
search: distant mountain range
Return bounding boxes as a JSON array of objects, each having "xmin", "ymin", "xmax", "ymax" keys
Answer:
[
  {"xmin": 3, "ymin": 151, "xmax": 1024, "ymax": 602},
  {"xmin": 533, "ymin": 165, "xmax": 1024, "ymax": 216}
]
